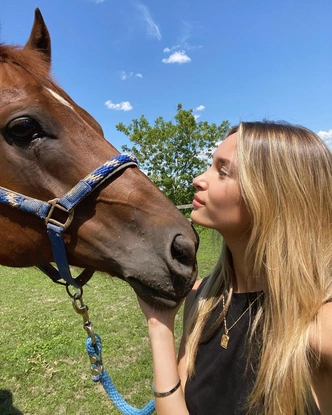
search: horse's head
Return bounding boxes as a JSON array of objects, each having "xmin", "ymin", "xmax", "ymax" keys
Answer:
[{"xmin": 0, "ymin": 9, "xmax": 198, "ymax": 309}]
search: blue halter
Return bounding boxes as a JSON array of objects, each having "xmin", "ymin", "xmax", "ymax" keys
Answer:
[
  {"xmin": 0, "ymin": 154, "xmax": 138, "ymax": 287},
  {"xmin": 1, "ymin": 153, "xmax": 156, "ymax": 414}
]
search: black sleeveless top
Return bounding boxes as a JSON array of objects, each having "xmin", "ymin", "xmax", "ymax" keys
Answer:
[{"xmin": 185, "ymin": 280, "xmax": 321, "ymax": 415}]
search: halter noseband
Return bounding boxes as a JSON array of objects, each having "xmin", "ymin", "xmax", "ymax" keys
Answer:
[{"xmin": 0, "ymin": 154, "xmax": 138, "ymax": 288}]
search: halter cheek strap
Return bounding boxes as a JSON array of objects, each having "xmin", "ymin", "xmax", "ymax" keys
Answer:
[{"xmin": 0, "ymin": 154, "xmax": 138, "ymax": 287}]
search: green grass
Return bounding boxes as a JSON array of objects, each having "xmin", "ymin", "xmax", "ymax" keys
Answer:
[{"xmin": 0, "ymin": 227, "xmax": 221, "ymax": 415}]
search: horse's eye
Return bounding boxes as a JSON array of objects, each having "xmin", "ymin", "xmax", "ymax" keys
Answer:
[{"xmin": 6, "ymin": 117, "xmax": 42, "ymax": 141}]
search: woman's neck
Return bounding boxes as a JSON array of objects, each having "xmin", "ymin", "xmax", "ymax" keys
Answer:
[{"xmin": 225, "ymin": 238, "xmax": 265, "ymax": 293}]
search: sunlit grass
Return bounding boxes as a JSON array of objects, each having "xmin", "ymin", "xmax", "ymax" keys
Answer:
[{"xmin": 0, "ymin": 227, "xmax": 221, "ymax": 414}]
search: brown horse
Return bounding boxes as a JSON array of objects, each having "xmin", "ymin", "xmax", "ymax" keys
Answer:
[{"xmin": 0, "ymin": 9, "xmax": 198, "ymax": 309}]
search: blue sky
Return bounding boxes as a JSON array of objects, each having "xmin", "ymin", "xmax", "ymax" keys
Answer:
[{"xmin": 1, "ymin": 0, "xmax": 331, "ymax": 149}]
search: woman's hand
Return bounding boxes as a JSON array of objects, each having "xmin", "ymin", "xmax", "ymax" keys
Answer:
[
  {"xmin": 136, "ymin": 296, "xmax": 189, "ymax": 415},
  {"xmin": 137, "ymin": 296, "xmax": 182, "ymax": 331}
]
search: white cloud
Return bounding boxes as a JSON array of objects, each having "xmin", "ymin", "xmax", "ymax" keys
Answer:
[
  {"xmin": 193, "ymin": 105, "xmax": 205, "ymax": 120},
  {"xmin": 105, "ymin": 100, "xmax": 133, "ymax": 111},
  {"xmin": 163, "ymin": 45, "xmax": 180, "ymax": 53},
  {"xmin": 135, "ymin": 3, "xmax": 161, "ymax": 40},
  {"xmin": 162, "ymin": 42, "xmax": 201, "ymax": 65},
  {"xmin": 120, "ymin": 71, "xmax": 132, "ymax": 80},
  {"xmin": 184, "ymin": 44, "xmax": 203, "ymax": 51},
  {"xmin": 162, "ymin": 51, "xmax": 191, "ymax": 64},
  {"xmin": 317, "ymin": 129, "xmax": 332, "ymax": 149},
  {"xmin": 317, "ymin": 129, "xmax": 332, "ymax": 139},
  {"xmin": 119, "ymin": 71, "xmax": 143, "ymax": 80}
]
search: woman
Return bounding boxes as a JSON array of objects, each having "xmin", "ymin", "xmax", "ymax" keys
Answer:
[{"xmin": 138, "ymin": 121, "xmax": 332, "ymax": 415}]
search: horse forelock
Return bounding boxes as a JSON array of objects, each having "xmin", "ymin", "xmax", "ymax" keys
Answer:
[
  {"xmin": 0, "ymin": 43, "xmax": 102, "ymax": 132},
  {"xmin": 0, "ymin": 44, "xmax": 53, "ymax": 86},
  {"xmin": 0, "ymin": 44, "xmax": 76, "ymax": 105}
]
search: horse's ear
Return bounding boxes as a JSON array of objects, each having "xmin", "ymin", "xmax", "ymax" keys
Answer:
[{"xmin": 24, "ymin": 8, "xmax": 51, "ymax": 67}]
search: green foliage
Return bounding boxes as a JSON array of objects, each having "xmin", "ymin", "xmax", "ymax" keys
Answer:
[{"xmin": 118, "ymin": 104, "xmax": 230, "ymax": 205}]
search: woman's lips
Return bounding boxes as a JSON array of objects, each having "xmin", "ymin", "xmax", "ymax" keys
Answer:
[{"xmin": 192, "ymin": 195, "xmax": 205, "ymax": 207}]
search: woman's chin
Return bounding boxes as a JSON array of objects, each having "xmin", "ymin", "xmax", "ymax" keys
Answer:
[{"xmin": 190, "ymin": 210, "xmax": 206, "ymax": 226}]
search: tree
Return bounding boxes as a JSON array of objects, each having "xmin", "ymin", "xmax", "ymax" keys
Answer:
[{"xmin": 117, "ymin": 104, "xmax": 230, "ymax": 206}]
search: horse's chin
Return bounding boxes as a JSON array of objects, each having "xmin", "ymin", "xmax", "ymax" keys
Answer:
[{"xmin": 126, "ymin": 277, "xmax": 180, "ymax": 310}]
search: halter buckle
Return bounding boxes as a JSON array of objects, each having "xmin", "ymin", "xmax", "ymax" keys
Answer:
[{"xmin": 45, "ymin": 198, "xmax": 74, "ymax": 231}]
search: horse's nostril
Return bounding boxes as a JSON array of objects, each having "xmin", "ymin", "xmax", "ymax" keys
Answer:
[{"xmin": 171, "ymin": 234, "xmax": 195, "ymax": 266}]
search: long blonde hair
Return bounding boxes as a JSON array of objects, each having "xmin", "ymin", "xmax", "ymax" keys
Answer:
[{"xmin": 185, "ymin": 121, "xmax": 332, "ymax": 414}]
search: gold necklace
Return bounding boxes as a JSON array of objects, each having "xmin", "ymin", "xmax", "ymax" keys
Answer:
[{"xmin": 220, "ymin": 291, "xmax": 264, "ymax": 349}]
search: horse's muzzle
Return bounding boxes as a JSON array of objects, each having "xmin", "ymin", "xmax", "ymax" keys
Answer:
[{"xmin": 127, "ymin": 228, "xmax": 199, "ymax": 310}]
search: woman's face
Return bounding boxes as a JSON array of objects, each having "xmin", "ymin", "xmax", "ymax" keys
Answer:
[{"xmin": 191, "ymin": 133, "xmax": 250, "ymax": 240}]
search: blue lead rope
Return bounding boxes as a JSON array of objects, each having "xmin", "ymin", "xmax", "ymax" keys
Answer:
[
  {"xmin": 85, "ymin": 335, "xmax": 155, "ymax": 415},
  {"xmin": 0, "ymin": 150, "xmax": 153, "ymax": 415}
]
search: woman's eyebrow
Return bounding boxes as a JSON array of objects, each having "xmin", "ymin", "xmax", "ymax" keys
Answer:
[
  {"xmin": 213, "ymin": 156, "xmax": 238, "ymax": 175},
  {"xmin": 213, "ymin": 156, "xmax": 231, "ymax": 167}
]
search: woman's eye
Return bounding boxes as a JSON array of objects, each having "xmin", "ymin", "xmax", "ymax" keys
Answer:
[
  {"xmin": 6, "ymin": 117, "xmax": 42, "ymax": 142},
  {"xmin": 219, "ymin": 168, "xmax": 229, "ymax": 177}
]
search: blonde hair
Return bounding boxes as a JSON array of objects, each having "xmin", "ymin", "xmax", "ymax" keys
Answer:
[{"xmin": 185, "ymin": 121, "xmax": 332, "ymax": 414}]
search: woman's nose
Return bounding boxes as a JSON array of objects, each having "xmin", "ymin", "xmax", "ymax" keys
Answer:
[{"xmin": 193, "ymin": 171, "xmax": 208, "ymax": 190}]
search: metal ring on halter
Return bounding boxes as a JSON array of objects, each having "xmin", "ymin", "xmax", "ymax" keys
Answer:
[
  {"xmin": 66, "ymin": 284, "xmax": 83, "ymax": 299},
  {"xmin": 0, "ymin": 154, "xmax": 138, "ymax": 289},
  {"xmin": 45, "ymin": 198, "xmax": 74, "ymax": 231}
]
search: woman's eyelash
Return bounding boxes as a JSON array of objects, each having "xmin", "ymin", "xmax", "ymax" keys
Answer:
[{"xmin": 219, "ymin": 168, "xmax": 229, "ymax": 177}]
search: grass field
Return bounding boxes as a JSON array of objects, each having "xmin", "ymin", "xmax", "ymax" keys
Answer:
[{"xmin": 0, "ymin": 227, "xmax": 221, "ymax": 415}]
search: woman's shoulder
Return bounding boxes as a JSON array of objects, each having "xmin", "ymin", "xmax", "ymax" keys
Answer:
[
  {"xmin": 311, "ymin": 301, "xmax": 332, "ymax": 368},
  {"xmin": 183, "ymin": 278, "xmax": 207, "ymax": 323},
  {"xmin": 192, "ymin": 277, "xmax": 207, "ymax": 295},
  {"xmin": 310, "ymin": 302, "xmax": 332, "ymax": 413},
  {"xmin": 317, "ymin": 302, "xmax": 332, "ymax": 367},
  {"xmin": 187, "ymin": 277, "xmax": 208, "ymax": 302}
]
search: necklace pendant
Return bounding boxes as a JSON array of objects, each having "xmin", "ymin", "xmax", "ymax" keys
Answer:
[{"xmin": 220, "ymin": 333, "xmax": 229, "ymax": 349}]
